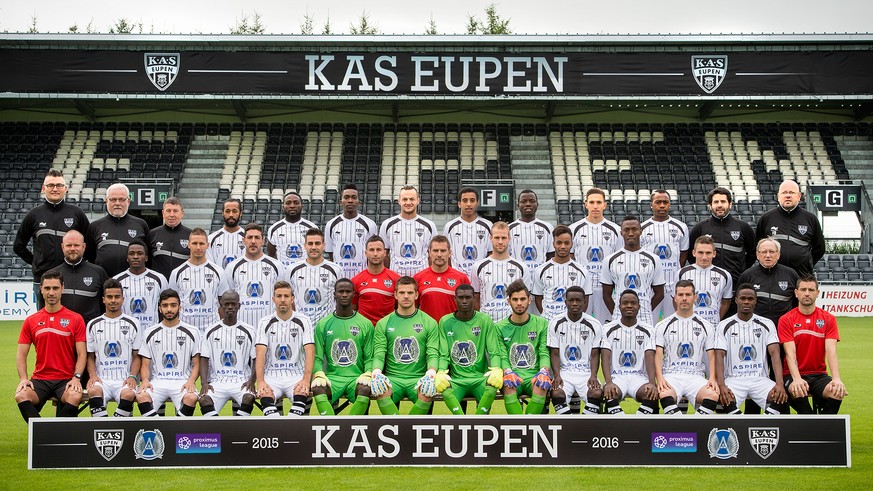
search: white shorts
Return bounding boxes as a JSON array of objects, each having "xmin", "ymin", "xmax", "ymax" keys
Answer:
[
  {"xmin": 664, "ymin": 373, "xmax": 708, "ymax": 408},
  {"xmin": 560, "ymin": 371, "xmax": 594, "ymax": 402},
  {"xmin": 144, "ymin": 380, "xmax": 188, "ymax": 412},
  {"xmin": 611, "ymin": 373, "xmax": 650, "ymax": 401},
  {"xmin": 93, "ymin": 379, "xmax": 134, "ymax": 403},
  {"xmin": 205, "ymin": 381, "xmax": 253, "ymax": 412},
  {"xmin": 725, "ymin": 376, "xmax": 775, "ymax": 408},
  {"xmin": 264, "ymin": 375, "xmax": 304, "ymax": 400}
]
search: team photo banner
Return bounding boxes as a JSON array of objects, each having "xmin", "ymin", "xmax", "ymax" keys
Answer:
[
  {"xmin": 2, "ymin": 50, "xmax": 872, "ymax": 97},
  {"xmin": 29, "ymin": 415, "xmax": 849, "ymax": 468}
]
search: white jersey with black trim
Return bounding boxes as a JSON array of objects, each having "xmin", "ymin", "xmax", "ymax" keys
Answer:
[
  {"xmin": 471, "ymin": 256, "xmax": 529, "ymax": 322},
  {"xmin": 201, "ymin": 320, "xmax": 256, "ymax": 384},
  {"xmin": 641, "ymin": 217, "xmax": 689, "ymax": 296},
  {"xmin": 532, "ymin": 259, "xmax": 593, "ymax": 320},
  {"xmin": 546, "ymin": 313, "xmax": 603, "ymax": 373},
  {"xmin": 378, "ymin": 215, "xmax": 438, "ymax": 277},
  {"xmin": 600, "ymin": 320, "xmax": 655, "ymax": 377},
  {"xmin": 268, "ymin": 217, "xmax": 318, "ymax": 267},
  {"xmin": 570, "ymin": 217, "xmax": 623, "ymax": 286},
  {"xmin": 113, "ymin": 268, "xmax": 167, "ymax": 329},
  {"xmin": 207, "ymin": 228, "xmax": 245, "ymax": 269},
  {"xmin": 140, "ymin": 321, "xmax": 201, "ymax": 382},
  {"xmin": 715, "ymin": 314, "xmax": 778, "ymax": 379},
  {"xmin": 324, "ymin": 214, "xmax": 378, "ymax": 279},
  {"xmin": 678, "ymin": 264, "xmax": 733, "ymax": 327},
  {"xmin": 287, "ymin": 259, "xmax": 344, "ymax": 324},
  {"xmin": 655, "ymin": 313, "xmax": 716, "ymax": 377},
  {"xmin": 256, "ymin": 312, "xmax": 315, "ymax": 379},
  {"xmin": 86, "ymin": 313, "xmax": 143, "ymax": 381},
  {"xmin": 601, "ymin": 248, "xmax": 666, "ymax": 326},
  {"xmin": 509, "ymin": 218, "xmax": 555, "ymax": 273},
  {"xmin": 225, "ymin": 254, "xmax": 287, "ymax": 328},
  {"xmin": 443, "ymin": 216, "xmax": 493, "ymax": 277},
  {"xmin": 168, "ymin": 260, "xmax": 230, "ymax": 332}
]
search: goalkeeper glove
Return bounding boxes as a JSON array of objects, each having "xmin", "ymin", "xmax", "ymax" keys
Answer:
[
  {"xmin": 370, "ymin": 369, "xmax": 391, "ymax": 397},
  {"xmin": 434, "ymin": 370, "xmax": 452, "ymax": 392},
  {"xmin": 485, "ymin": 366, "xmax": 504, "ymax": 389},
  {"xmin": 416, "ymin": 369, "xmax": 437, "ymax": 398},
  {"xmin": 356, "ymin": 371, "xmax": 372, "ymax": 386},
  {"xmin": 312, "ymin": 371, "xmax": 331, "ymax": 388},
  {"xmin": 503, "ymin": 368, "xmax": 523, "ymax": 389},
  {"xmin": 533, "ymin": 368, "xmax": 553, "ymax": 390}
]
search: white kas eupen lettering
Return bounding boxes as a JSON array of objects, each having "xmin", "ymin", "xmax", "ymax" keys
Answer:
[
  {"xmin": 311, "ymin": 423, "xmax": 561, "ymax": 459},
  {"xmin": 305, "ymin": 55, "xmax": 567, "ymax": 93}
]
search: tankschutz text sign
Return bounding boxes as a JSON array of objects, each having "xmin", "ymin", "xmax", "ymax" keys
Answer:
[
  {"xmin": 29, "ymin": 415, "xmax": 850, "ymax": 468},
  {"xmin": 2, "ymin": 49, "xmax": 872, "ymax": 97}
]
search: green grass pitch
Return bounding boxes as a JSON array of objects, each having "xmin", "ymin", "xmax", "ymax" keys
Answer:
[{"xmin": 2, "ymin": 318, "xmax": 868, "ymax": 487}]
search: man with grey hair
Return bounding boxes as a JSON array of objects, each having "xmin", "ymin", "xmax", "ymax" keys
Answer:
[
  {"xmin": 87, "ymin": 183, "xmax": 150, "ymax": 277},
  {"xmin": 754, "ymin": 179, "xmax": 824, "ymax": 278},
  {"xmin": 737, "ymin": 237, "xmax": 799, "ymax": 325}
]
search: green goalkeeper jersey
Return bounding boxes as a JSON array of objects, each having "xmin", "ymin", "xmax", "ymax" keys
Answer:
[
  {"xmin": 438, "ymin": 311, "xmax": 504, "ymax": 377},
  {"xmin": 372, "ymin": 309, "xmax": 440, "ymax": 377},
  {"xmin": 315, "ymin": 311, "xmax": 374, "ymax": 378},
  {"xmin": 496, "ymin": 314, "xmax": 550, "ymax": 379}
]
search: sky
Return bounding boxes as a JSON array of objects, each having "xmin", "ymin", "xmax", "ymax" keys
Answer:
[{"xmin": 1, "ymin": 0, "xmax": 871, "ymax": 35}]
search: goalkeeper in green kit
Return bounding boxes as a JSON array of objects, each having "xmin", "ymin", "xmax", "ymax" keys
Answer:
[
  {"xmin": 369, "ymin": 276, "xmax": 442, "ymax": 415},
  {"xmin": 496, "ymin": 279, "xmax": 552, "ymax": 414},
  {"xmin": 436, "ymin": 283, "xmax": 505, "ymax": 415},
  {"xmin": 311, "ymin": 278, "xmax": 374, "ymax": 415}
]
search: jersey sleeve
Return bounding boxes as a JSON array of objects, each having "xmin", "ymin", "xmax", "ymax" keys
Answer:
[
  {"xmin": 679, "ymin": 223, "xmax": 690, "ymax": 251},
  {"xmin": 714, "ymin": 320, "xmax": 728, "ymax": 351},
  {"xmin": 360, "ymin": 315, "xmax": 374, "ymax": 370},
  {"xmin": 425, "ymin": 314, "xmax": 441, "ymax": 370},
  {"xmin": 777, "ymin": 314, "xmax": 793, "ymax": 344},
  {"xmin": 371, "ymin": 317, "xmax": 388, "ymax": 372},
  {"xmin": 86, "ymin": 320, "xmax": 97, "ymax": 353},
  {"xmin": 763, "ymin": 318, "xmax": 779, "ymax": 346},
  {"xmin": 314, "ymin": 318, "xmax": 327, "ymax": 371},
  {"xmin": 483, "ymin": 317, "xmax": 504, "ymax": 368},
  {"xmin": 301, "ymin": 316, "xmax": 315, "ymax": 346},
  {"xmin": 437, "ymin": 315, "xmax": 451, "ymax": 372},
  {"xmin": 703, "ymin": 321, "xmax": 716, "ymax": 351},
  {"xmin": 255, "ymin": 319, "xmax": 269, "ymax": 346},
  {"xmin": 654, "ymin": 321, "xmax": 666, "ymax": 349},
  {"xmin": 470, "ymin": 261, "xmax": 483, "ymax": 293},
  {"xmin": 323, "ymin": 218, "xmax": 336, "ymax": 254},
  {"xmin": 600, "ymin": 257, "xmax": 615, "ymax": 286},
  {"xmin": 721, "ymin": 273, "xmax": 734, "ymax": 300},
  {"xmin": 531, "ymin": 264, "xmax": 545, "ymax": 295},
  {"xmin": 535, "ymin": 321, "xmax": 550, "ymax": 369},
  {"xmin": 825, "ymin": 313, "xmax": 840, "ymax": 341},
  {"xmin": 200, "ymin": 331, "xmax": 214, "ymax": 359},
  {"xmin": 190, "ymin": 328, "xmax": 202, "ymax": 357},
  {"xmin": 139, "ymin": 328, "xmax": 154, "ymax": 359},
  {"xmin": 582, "ymin": 268, "xmax": 593, "ymax": 296},
  {"xmin": 378, "ymin": 222, "xmax": 390, "ymax": 251},
  {"xmin": 652, "ymin": 259, "xmax": 666, "ymax": 287},
  {"xmin": 74, "ymin": 315, "xmax": 87, "ymax": 343},
  {"xmin": 546, "ymin": 318, "xmax": 559, "ymax": 349}
]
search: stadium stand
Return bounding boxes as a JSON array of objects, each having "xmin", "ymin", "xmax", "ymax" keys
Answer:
[{"xmin": 1, "ymin": 120, "xmax": 871, "ymax": 281}]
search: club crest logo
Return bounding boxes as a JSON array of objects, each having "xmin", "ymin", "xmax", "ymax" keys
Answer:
[
  {"xmin": 128, "ymin": 229, "xmax": 138, "ymax": 238},
  {"xmin": 134, "ymin": 429, "xmax": 165, "ymax": 460},
  {"xmin": 770, "ymin": 226, "xmax": 779, "ymax": 236},
  {"xmin": 692, "ymin": 55, "xmax": 728, "ymax": 94},
  {"xmin": 798, "ymin": 225, "xmax": 808, "ymax": 235},
  {"xmin": 383, "ymin": 279, "xmax": 393, "ymax": 288},
  {"xmin": 778, "ymin": 281, "xmax": 788, "ymax": 291},
  {"xmin": 83, "ymin": 277, "xmax": 93, "ymax": 287},
  {"xmin": 471, "ymin": 326, "xmax": 481, "ymax": 337},
  {"xmin": 180, "ymin": 239, "xmax": 189, "ymax": 249},
  {"xmin": 94, "ymin": 429, "xmax": 124, "ymax": 462},
  {"xmin": 64, "ymin": 218, "xmax": 74, "ymax": 227},
  {"xmin": 748, "ymin": 427, "xmax": 779, "ymax": 460},
  {"xmin": 816, "ymin": 319, "xmax": 825, "ymax": 329},
  {"xmin": 528, "ymin": 331, "xmax": 537, "ymax": 341},
  {"xmin": 60, "ymin": 318, "xmax": 70, "ymax": 328},
  {"xmin": 731, "ymin": 230, "xmax": 741, "ymax": 240},
  {"xmin": 144, "ymin": 53, "xmax": 180, "ymax": 91},
  {"xmin": 447, "ymin": 278, "xmax": 457, "ymax": 287},
  {"xmin": 708, "ymin": 428, "xmax": 739, "ymax": 459}
]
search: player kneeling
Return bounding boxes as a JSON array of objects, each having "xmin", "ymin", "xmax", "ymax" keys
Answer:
[
  {"xmin": 654, "ymin": 280, "xmax": 720, "ymax": 414},
  {"xmin": 436, "ymin": 284, "xmax": 504, "ymax": 415},
  {"xmin": 369, "ymin": 277, "xmax": 441, "ymax": 415},
  {"xmin": 198, "ymin": 291, "xmax": 258, "ymax": 416},
  {"xmin": 599, "ymin": 290, "xmax": 659, "ymax": 414},
  {"xmin": 715, "ymin": 285, "xmax": 787, "ymax": 414},
  {"xmin": 497, "ymin": 280, "xmax": 551, "ymax": 414},
  {"xmin": 548, "ymin": 286, "xmax": 604, "ymax": 414},
  {"xmin": 311, "ymin": 279, "xmax": 375, "ymax": 415}
]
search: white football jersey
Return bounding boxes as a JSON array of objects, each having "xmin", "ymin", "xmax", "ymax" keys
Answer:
[
  {"xmin": 570, "ymin": 217, "xmax": 623, "ymax": 286},
  {"xmin": 207, "ymin": 228, "xmax": 245, "ymax": 268},
  {"xmin": 201, "ymin": 320, "xmax": 257, "ymax": 384},
  {"xmin": 641, "ymin": 217, "xmax": 690, "ymax": 295},
  {"xmin": 715, "ymin": 314, "xmax": 778, "ymax": 379},
  {"xmin": 113, "ymin": 268, "xmax": 167, "ymax": 329},
  {"xmin": 600, "ymin": 320, "xmax": 655, "ymax": 377},
  {"xmin": 655, "ymin": 313, "xmax": 716, "ymax": 377},
  {"xmin": 287, "ymin": 259, "xmax": 344, "ymax": 324},
  {"xmin": 443, "ymin": 216, "xmax": 493, "ymax": 277},
  {"xmin": 86, "ymin": 313, "xmax": 143, "ymax": 381},
  {"xmin": 546, "ymin": 313, "xmax": 603, "ymax": 373},
  {"xmin": 532, "ymin": 259, "xmax": 592, "ymax": 320},
  {"xmin": 378, "ymin": 215, "xmax": 438, "ymax": 277},
  {"xmin": 140, "ymin": 322, "xmax": 201, "ymax": 381},
  {"xmin": 601, "ymin": 248, "xmax": 665, "ymax": 326},
  {"xmin": 678, "ymin": 264, "xmax": 733, "ymax": 327},
  {"xmin": 509, "ymin": 218, "xmax": 555, "ymax": 273},
  {"xmin": 268, "ymin": 217, "xmax": 318, "ymax": 267},
  {"xmin": 256, "ymin": 312, "xmax": 315, "ymax": 378},
  {"xmin": 168, "ymin": 260, "xmax": 230, "ymax": 332},
  {"xmin": 323, "ymin": 214, "xmax": 378, "ymax": 279},
  {"xmin": 225, "ymin": 254, "xmax": 287, "ymax": 328},
  {"xmin": 471, "ymin": 257, "xmax": 528, "ymax": 322}
]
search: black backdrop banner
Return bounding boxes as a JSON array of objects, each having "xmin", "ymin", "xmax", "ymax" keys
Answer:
[
  {"xmin": 2, "ymin": 50, "xmax": 872, "ymax": 97},
  {"xmin": 29, "ymin": 415, "xmax": 850, "ymax": 468}
]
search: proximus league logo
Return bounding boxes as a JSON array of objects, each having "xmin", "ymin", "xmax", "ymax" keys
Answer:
[
  {"xmin": 692, "ymin": 55, "xmax": 728, "ymax": 94},
  {"xmin": 144, "ymin": 53, "xmax": 180, "ymax": 91}
]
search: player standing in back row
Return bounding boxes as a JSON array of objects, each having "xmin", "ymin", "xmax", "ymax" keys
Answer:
[
  {"xmin": 571, "ymin": 188, "xmax": 623, "ymax": 322},
  {"xmin": 267, "ymin": 191, "xmax": 317, "ymax": 268},
  {"xmin": 509, "ymin": 189, "xmax": 554, "ymax": 275},
  {"xmin": 324, "ymin": 184, "xmax": 378, "ymax": 279},
  {"xmin": 379, "ymin": 185, "xmax": 437, "ymax": 277},
  {"xmin": 443, "ymin": 187, "xmax": 492, "ymax": 278},
  {"xmin": 641, "ymin": 190, "xmax": 689, "ymax": 320}
]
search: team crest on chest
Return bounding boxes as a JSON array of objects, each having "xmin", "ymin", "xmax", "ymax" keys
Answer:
[
  {"xmin": 798, "ymin": 225, "xmax": 808, "ymax": 235},
  {"xmin": 128, "ymin": 229, "xmax": 138, "ymax": 238},
  {"xmin": 60, "ymin": 318, "xmax": 70, "ymax": 328},
  {"xmin": 731, "ymin": 230, "xmax": 741, "ymax": 240},
  {"xmin": 636, "ymin": 334, "xmax": 645, "ymax": 345},
  {"xmin": 64, "ymin": 217, "xmax": 74, "ymax": 227},
  {"xmin": 815, "ymin": 319, "xmax": 825, "ymax": 329},
  {"xmin": 146, "ymin": 281, "xmax": 155, "ymax": 291},
  {"xmin": 447, "ymin": 278, "xmax": 457, "ymax": 287},
  {"xmin": 569, "ymin": 271, "xmax": 578, "ymax": 281},
  {"xmin": 535, "ymin": 230, "xmax": 545, "ymax": 240},
  {"xmin": 528, "ymin": 331, "xmax": 537, "ymax": 341},
  {"xmin": 711, "ymin": 277, "xmax": 720, "ymax": 286},
  {"xmin": 180, "ymin": 239, "xmax": 188, "ymax": 248},
  {"xmin": 383, "ymin": 279, "xmax": 393, "ymax": 288},
  {"xmin": 415, "ymin": 227, "xmax": 425, "ymax": 237},
  {"xmin": 83, "ymin": 277, "xmax": 93, "ymax": 287},
  {"xmin": 413, "ymin": 323, "xmax": 423, "ymax": 333},
  {"xmin": 778, "ymin": 281, "xmax": 788, "ymax": 291},
  {"xmin": 770, "ymin": 226, "xmax": 779, "ymax": 236},
  {"xmin": 477, "ymin": 230, "xmax": 486, "ymax": 240},
  {"xmin": 692, "ymin": 326, "xmax": 702, "ymax": 336},
  {"xmin": 349, "ymin": 325, "xmax": 360, "ymax": 336},
  {"xmin": 602, "ymin": 231, "xmax": 612, "ymax": 241},
  {"xmin": 640, "ymin": 258, "xmax": 650, "ymax": 268},
  {"xmin": 262, "ymin": 265, "xmax": 273, "ymax": 277},
  {"xmin": 471, "ymin": 326, "xmax": 481, "ymax": 337},
  {"xmin": 177, "ymin": 334, "xmax": 187, "ymax": 346},
  {"xmin": 320, "ymin": 272, "xmax": 329, "ymax": 283},
  {"xmin": 120, "ymin": 324, "xmax": 130, "ymax": 335},
  {"xmin": 753, "ymin": 327, "xmax": 762, "ymax": 338},
  {"xmin": 670, "ymin": 229, "xmax": 678, "ymax": 239},
  {"xmin": 236, "ymin": 334, "xmax": 246, "ymax": 345},
  {"xmin": 204, "ymin": 273, "xmax": 213, "ymax": 283}
]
